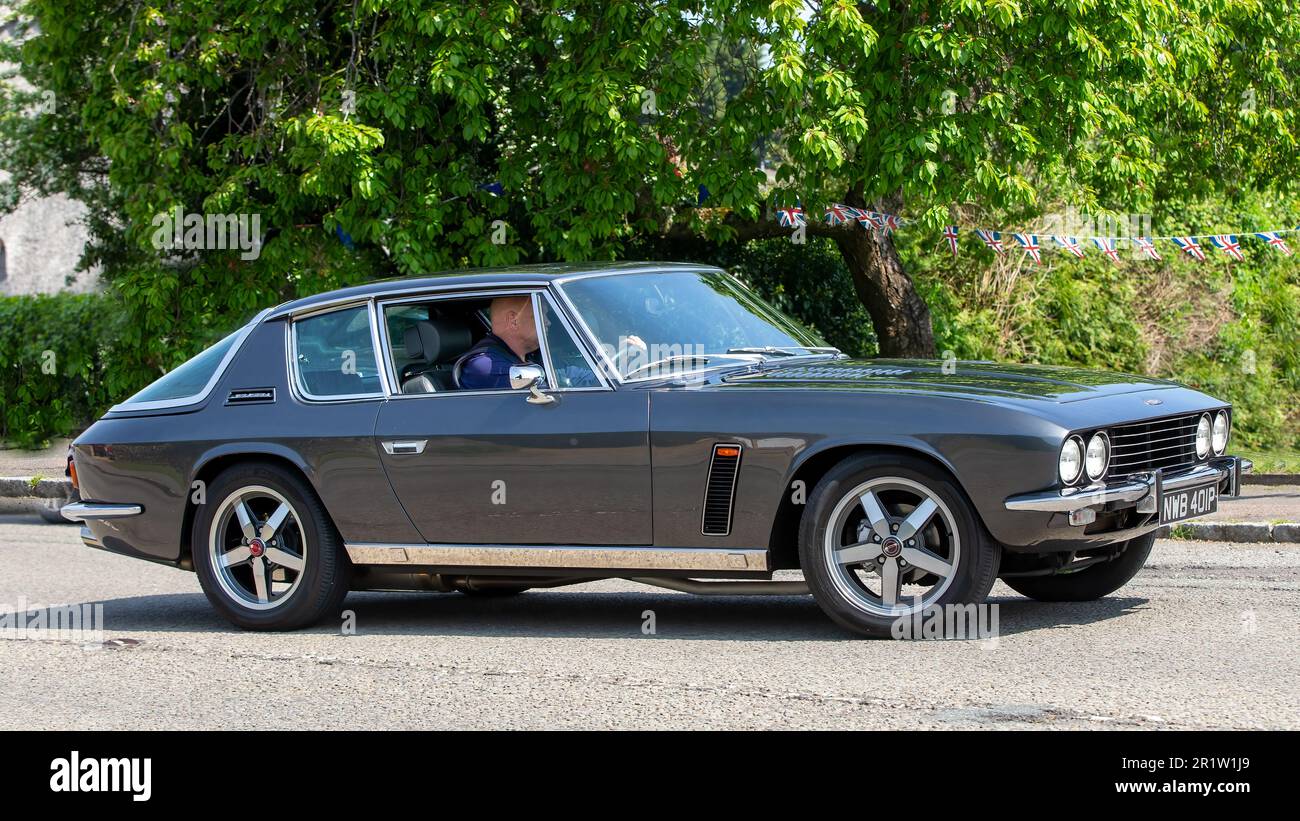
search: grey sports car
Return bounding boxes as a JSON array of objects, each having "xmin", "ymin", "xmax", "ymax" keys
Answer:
[{"xmin": 63, "ymin": 262, "xmax": 1250, "ymax": 637}]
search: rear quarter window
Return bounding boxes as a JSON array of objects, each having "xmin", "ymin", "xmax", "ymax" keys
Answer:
[
  {"xmin": 292, "ymin": 305, "xmax": 382, "ymax": 398},
  {"xmin": 123, "ymin": 330, "xmax": 241, "ymax": 405}
]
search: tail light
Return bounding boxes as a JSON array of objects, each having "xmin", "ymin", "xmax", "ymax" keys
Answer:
[{"xmin": 66, "ymin": 446, "xmax": 79, "ymax": 491}]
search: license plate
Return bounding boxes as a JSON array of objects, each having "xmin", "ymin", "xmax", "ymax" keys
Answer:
[{"xmin": 1159, "ymin": 482, "xmax": 1219, "ymax": 524}]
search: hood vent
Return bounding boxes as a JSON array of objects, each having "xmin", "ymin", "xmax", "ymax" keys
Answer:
[
  {"xmin": 226, "ymin": 387, "xmax": 276, "ymax": 405},
  {"xmin": 702, "ymin": 444, "xmax": 742, "ymax": 536}
]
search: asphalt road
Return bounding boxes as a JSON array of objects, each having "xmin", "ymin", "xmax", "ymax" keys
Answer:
[{"xmin": 1, "ymin": 516, "xmax": 1296, "ymax": 730}]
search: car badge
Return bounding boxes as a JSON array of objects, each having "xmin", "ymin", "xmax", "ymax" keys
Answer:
[{"xmin": 1144, "ymin": 398, "xmax": 1163, "ymax": 406}]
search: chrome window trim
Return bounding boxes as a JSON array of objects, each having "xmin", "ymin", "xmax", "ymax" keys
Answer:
[
  {"xmin": 288, "ymin": 301, "xmax": 387, "ymax": 404},
  {"xmin": 109, "ymin": 308, "xmax": 271, "ymax": 412},
  {"xmin": 268, "ymin": 279, "xmax": 548, "ymax": 321},
  {"xmin": 372, "ymin": 286, "xmax": 612, "ymax": 398}
]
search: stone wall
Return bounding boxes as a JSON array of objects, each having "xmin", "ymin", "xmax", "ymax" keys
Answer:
[{"xmin": 0, "ymin": 193, "xmax": 98, "ymax": 295}]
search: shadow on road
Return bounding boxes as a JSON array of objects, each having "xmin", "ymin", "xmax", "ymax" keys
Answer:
[{"xmin": 0, "ymin": 588, "xmax": 1151, "ymax": 642}]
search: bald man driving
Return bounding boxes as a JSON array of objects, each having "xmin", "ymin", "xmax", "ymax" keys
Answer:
[{"xmin": 455, "ymin": 295, "xmax": 541, "ymax": 390}]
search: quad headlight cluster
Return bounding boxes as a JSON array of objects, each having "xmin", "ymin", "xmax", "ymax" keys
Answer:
[
  {"xmin": 1057, "ymin": 410, "xmax": 1230, "ymax": 486},
  {"xmin": 1059, "ymin": 432, "xmax": 1110, "ymax": 485}
]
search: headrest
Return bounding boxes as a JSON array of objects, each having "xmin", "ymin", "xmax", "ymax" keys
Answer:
[{"xmin": 404, "ymin": 319, "xmax": 473, "ymax": 364}]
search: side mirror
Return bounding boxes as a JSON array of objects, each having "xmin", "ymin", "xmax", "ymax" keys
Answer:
[{"xmin": 509, "ymin": 364, "xmax": 556, "ymax": 405}]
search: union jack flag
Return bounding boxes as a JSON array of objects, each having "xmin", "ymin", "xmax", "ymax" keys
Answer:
[
  {"xmin": 1053, "ymin": 235, "xmax": 1086, "ymax": 259},
  {"xmin": 1013, "ymin": 233, "xmax": 1041, "ymax": 264},
  {"xmin": 776, "ymin": 205, "xmax": 804, "ymax": 228},
  {"xmin": 882, "ymin": 213, "xmax": 901, "ymax": 233},
  {"xmin": 824, "ymin": 204, "xmax": 859, "ymax": 226},
  {"xmin": 1134, "ymin": 237, "xmax": 1162, "ymax": 260},
  {"xmin": 1254, "ymin": 231, "xmax": 1292, "ymax": 255},
  {"xmin": 1171, "ymin": 236, "xmax": 1206, "ymax": 261},
  {"xmin": 1209, "ymin": 234, "xmax": 1244, "ymax": 261},
  {"xmin": 975, "ymin": 229, "xmax": 1004, "ymax": 255},
  {"xmin": 856, "ymin": 210, "xmax": 884, "ymax": 230},
  {"xmin": 1092, "ymin": 237, "xmax": 1122, "ymax": 265},
  {"xmin": 942, "ymin": 225, "xmax": 959, "ymax": 257}
]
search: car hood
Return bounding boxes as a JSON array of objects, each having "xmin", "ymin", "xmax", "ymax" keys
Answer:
[{"xmin": 719, "ymin": 358, "xmax": 1183, "ymax": 404}]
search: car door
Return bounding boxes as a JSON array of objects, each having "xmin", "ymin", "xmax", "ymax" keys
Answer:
[{"xmin": 373, "ymin": 289, "xmax": 653, "ymax": 545}]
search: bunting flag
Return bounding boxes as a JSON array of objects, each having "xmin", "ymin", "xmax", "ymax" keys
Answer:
[
  {"xmin": 1134, "ymin": 237, "xmax": 1162, "ymax": 260},
  {"xmin": 1013, "ymin": 233, "xmax": 1042, "ymax": 264},
  {"xmin": 1209, "ymin": 234, "xmax": 1245, "ymax": 261},
  {"xmin": 855, "ymin": 210, "xmax": 884, "ymax": 230},
  {"xmin": 1054, "ymin": 235, "xmax": 1086, "ymax": 259},
  {"xmin": 1255, "ymin": 231, "xmax": 1292, "ymax": 255},
  {"xmin": 975, "ymin": 229, "xmax": 1005, "ymax": 254},
  {"xmin": 1172, "ymin": 236, "xmax": 1206, "ymax": 261},
  {"xmin": 824, "ymin": 203, "xmax": 858, "ymax": 226},
  {"xmin": 764, "ymin": 198, "xmax": 1298, "ymax": 266},
  {"xmin": 1092, "ymin": 237, "xmax": 1122, "ymax": 265},
  {"xmin": 776, "ymin": 205, "xmax": 805, "ymax": 228},
  {"xmin": 942, "ymin": 225, "xmax": 960, "ymax": 257}
]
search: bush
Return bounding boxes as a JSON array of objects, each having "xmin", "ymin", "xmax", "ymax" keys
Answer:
[{"xmin": 0, "ymin": 293, "xmax": 126, "ymax": 448}]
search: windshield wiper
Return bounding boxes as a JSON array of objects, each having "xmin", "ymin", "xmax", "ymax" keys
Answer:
[
  {"xmin": 623, "ymin": 354, "xmax": 714, "ymax": 380},
  {"xmin": 726, "ymin": 346, "xmax": 799, "ymax": 357},
  {"xmin": 726, "ymin": 345, "xmax": 842, "ymax": 357}
]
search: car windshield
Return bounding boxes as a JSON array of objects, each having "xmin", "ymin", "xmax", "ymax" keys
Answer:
[{"xmin": 559, "ymin": 270, "xmax": 832, "ymax": 380}]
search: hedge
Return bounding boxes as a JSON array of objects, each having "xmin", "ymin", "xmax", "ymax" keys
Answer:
[{"xmin": 0, "ymin": 293, "xmax": 125, "ymax": 448}]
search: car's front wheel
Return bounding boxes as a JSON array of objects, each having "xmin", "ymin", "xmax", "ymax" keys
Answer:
[
  {"xmin": 1002, "ymin": 532, "xmax": 1156, "ymax": 602},
  {"xmin": 799, "ymin": 453, "xmax": 1001, "ymax": 638},
  {"xmin": 193, "ymin": 461, "xmax": 350, "ymax": 630}
]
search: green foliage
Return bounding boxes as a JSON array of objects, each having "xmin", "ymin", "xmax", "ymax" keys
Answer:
[
  {"xmin": 0, "ymin": 294, "xmax": 125, "ymax": 448},
  {"xmin": 1, "ymin": 0, "xmax": 1297, "ymax": 450}
]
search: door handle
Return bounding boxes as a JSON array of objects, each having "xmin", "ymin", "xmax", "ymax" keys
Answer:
[{"xmin": 382, "ymin": 440, "xmax": 427, "ymax": 455}]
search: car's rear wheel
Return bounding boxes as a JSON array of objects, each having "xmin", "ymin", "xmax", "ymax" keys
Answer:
[
  {"xmin": 193, "ymin": 462, "xmax": 350, "ymax": 630},
  {"xmin": 1003, "ymin": 532, "xmax": 1156, "ymax": 602},
  {"xmin": 799, "ymin": 453, "xmax": 1000, "ymax": 638}
]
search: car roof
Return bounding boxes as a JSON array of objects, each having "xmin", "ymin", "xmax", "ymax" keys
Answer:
[{"xmin": 266, "ymin": 261, "xmax": 723, "ymax": 319}]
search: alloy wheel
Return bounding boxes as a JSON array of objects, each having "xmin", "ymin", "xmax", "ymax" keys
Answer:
[{"xmin": 208, "ymin": 485, "xmax": 308, "ymax": 611}]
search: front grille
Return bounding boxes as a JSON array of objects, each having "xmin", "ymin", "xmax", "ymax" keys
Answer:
[
  {"xmin": 702, "ymin": 444, "xmax": 742, "ymax": 536},
  {"xmin": 1106, "ymin": 412, "xmax": 1203, "ymax": 480}
]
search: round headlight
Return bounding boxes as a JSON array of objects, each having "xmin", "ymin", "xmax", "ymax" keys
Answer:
[
  {"xmin": 1085, "ymin": 432, "xmax": 1110, "ymax": 481},
  {"xmin": 1195, "ymin": 414, "xmax": 1211, "ymax": 459},
  {"xmin": 1059, "ymin": 436, "xmax": 1084, "ymax": 484},
  {"xmin": 1212, "ymin": 410, "xmax": 1229, "ymax": 455}
]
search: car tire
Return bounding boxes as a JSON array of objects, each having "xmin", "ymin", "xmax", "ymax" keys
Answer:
[
  {"xmin": 1003, "ymin": 532, "xmax": 1156, "ymax": 602},
  {"xmin": 799, "ymin": 453, "xmax": 1001, "ymax": 638},
  {"xmin": 193, "ymin": 461, "xmax": 350, "ymax": 630}
]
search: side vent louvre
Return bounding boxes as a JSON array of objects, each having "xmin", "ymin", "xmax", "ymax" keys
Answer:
[
  {"xmin": 702, "ymin": 444, "xmax": 742, "ymax": 536},
  {"xmin": 226, "ymin": 387, "xmax": 276, "ymax": 405}
]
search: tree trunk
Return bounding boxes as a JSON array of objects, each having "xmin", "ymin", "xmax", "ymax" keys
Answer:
[{"xmin": 834, "ymin": 225, "xmax": 937, "ymax": 359}]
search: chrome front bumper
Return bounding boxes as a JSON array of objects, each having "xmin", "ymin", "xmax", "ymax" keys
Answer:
[{"xmin": 1004, "ymin": 456, "xmax": 1251, "ymax": 515}]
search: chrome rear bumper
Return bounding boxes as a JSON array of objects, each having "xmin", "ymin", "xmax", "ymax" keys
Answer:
[
  {"xmin": 1004, "ymin": 456, "xmax": 1251, "ymax": 514},
  {"xmin": 61, "ymin": 501, "xmax": 143, "ymax": 522}
]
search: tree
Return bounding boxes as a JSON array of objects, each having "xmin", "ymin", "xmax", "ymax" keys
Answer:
[{"xmin": 3, "ymin": 0, "xmax": 1298, "ymax": 371}]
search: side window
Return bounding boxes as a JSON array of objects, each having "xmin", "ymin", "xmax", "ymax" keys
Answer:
[
  {"xmin": 293, "ymin": 305, "xmax": 382, "ymax": 398},
  {"xmin": 538, "ymin": 297, "xmax": 600, "ymax": 389}
]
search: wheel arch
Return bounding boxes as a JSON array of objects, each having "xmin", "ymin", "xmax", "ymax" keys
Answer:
[
  {"xmin": 180, "ymin": 445, "xmax": 318, "ymax": 570},
  {"xmin": 766, "ymin": 440, "xmax": 981, "ymax": 571}
]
